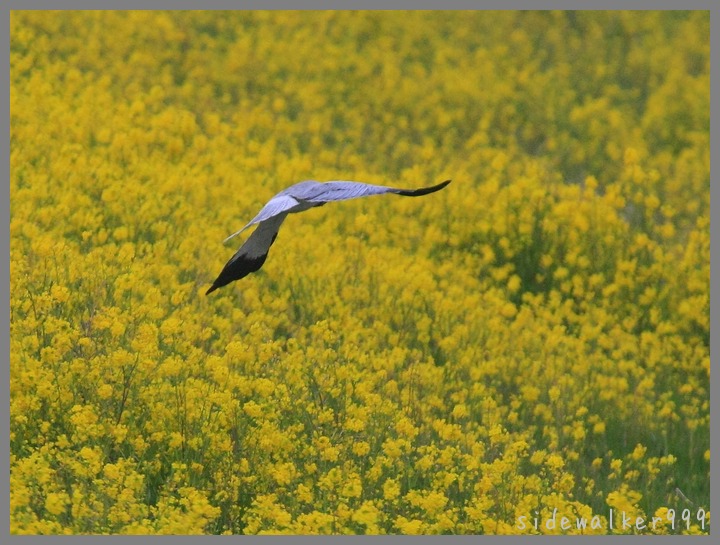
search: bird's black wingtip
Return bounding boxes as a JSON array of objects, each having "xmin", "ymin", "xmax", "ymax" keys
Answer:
[
  {"xmin": 397, "ymin": 179, "xmax": 452, "ymax": 197},
  {"xmin": 205, "ymin": 252, "xmax": 270, "ymax": 295}
]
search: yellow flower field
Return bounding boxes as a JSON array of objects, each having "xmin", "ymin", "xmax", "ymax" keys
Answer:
[{"xmin": 10, "ymin": 10, "xmax": 709, "ymax": 535}]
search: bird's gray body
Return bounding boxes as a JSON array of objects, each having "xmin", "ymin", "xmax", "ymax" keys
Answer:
[{"xmin": 206, "ymin": 179, "xmax": 451, "ymax": 294}]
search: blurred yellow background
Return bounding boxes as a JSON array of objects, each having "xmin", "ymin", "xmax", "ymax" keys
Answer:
[{"xmin": 10, "ymin": 11, "xmax": 709, "ymax": 534}]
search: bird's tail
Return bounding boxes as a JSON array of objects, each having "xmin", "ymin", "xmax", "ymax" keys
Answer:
[{"xmin": 223, "ymin": 223, "xmax": 253, "ymax": 244}]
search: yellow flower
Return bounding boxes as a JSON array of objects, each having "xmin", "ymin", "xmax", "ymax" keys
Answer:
[
  {"xmin": 395, "ymin": 516, "xmax": 424, "ymax": 534},
  {"xmin": 296, "ymin": 483, "xmax": 313, "ymax": 503},
  {"xmin": 383, "ymin": 479, "xmax": 400, "ymax": 501},
  {"xmin": 545, "ymin": 453, "xmax": 565, "ymax": 472},
  {"xmin": 630, "ymin": 444, "xmax": 647, "ymax": 461},
  {"xmin": 243, "ymin": 401, "xmax": 263, "ymax": 418},
  {"xmin": 352, "ymin": 441, "xmax": 370, "ymax": 457}
]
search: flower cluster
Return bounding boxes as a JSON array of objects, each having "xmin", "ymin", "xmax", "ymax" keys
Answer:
[{"xmin": 10, "ymin": 10, "xmax": 709, "ymax": 534}]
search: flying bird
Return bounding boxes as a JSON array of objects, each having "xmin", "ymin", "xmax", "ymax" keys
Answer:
[{"xmin": 206, "ymin": 179, "xmax": 451, "ymax": 294}]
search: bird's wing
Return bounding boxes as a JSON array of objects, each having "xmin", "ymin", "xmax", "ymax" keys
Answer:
[
  {"xmin": 223, "ymin": 194, "xmax": 300, "ymax": 243},
  {"xmin": 293, "ymin": 179, "xmax": 451, "ymax": 203},
  {"xmin": 207, "ymin": 214, "xmax": 287, "ymax": 295}
]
